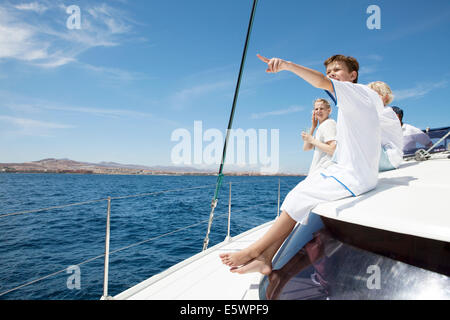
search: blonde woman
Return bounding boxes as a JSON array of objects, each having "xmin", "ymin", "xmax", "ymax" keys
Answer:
[
  {"xmin": 302, "ymin": 98, "xmax": 336, "ymax": 174},
  {"xmin": 368, "ymin": 81, "xmax": 394, "ymax": 106},
  {"xmin": 368, "ymin": 81, "xmax": 403, "ymax": 170}
]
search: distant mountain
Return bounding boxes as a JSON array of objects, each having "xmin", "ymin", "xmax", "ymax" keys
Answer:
[
  {"xmin": 95, "ymin": 161, "xmax": 205, "ymax": 172},
  {"xmin": 0, "ymin": 158, "xmax": 302, "ymax": 176},
  {"xmin": 0, "ymin": 158, "xmax": 214, "ymax": 175}
]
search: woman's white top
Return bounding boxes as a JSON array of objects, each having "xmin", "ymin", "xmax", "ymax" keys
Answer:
[
  {"xmin": 308, "ymin": 118, "xmax": 337, "ymax": 174},
  {"xmin": 379, "ymin": 106, "xmax": 404, "ymax": 168}
]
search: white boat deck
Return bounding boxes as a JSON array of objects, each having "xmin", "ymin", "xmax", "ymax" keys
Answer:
[
  {"xmin": 114, "ymin": 221, "xmax": 274, "ymax": 300},
  {"xmin": 313, "ymin": 158, "xmax": 450, "ymax": 243},
  {"xmin": 115, "ymin": 157, "xmax": 450, "ymax": 300}
]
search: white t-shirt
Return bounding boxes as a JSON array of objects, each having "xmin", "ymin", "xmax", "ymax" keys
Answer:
[
  {"xmin": 379, "ymin": 106, "xmax": 404, "ymax": 168},
  {"xmin": 308, "ymin": 118, "xmax": 336, "ymax": 174},
  {"xmin": 402, "ymin": 123, "xmax": 432, "ymax": 153},
  {"xmin": 321, "ymin": 79, "xmax": 383, "ymax": 196}
]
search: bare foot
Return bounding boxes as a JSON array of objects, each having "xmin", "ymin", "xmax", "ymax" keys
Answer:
[
  {"xmin": 219, "ymin": 248, "xmax": 258, "ymax": 267},
  {"xmin": 229, "ymin": 255, "xmax": 272, "ymax": 275}
]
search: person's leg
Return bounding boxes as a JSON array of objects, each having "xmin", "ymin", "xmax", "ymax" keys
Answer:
[
  {"xmin": 219, "ymin": 174, "xmax": 320, "ymax": 268},
  {"xmin": 229, "ymin": 234, "xmax": 287, "ymax": 275},
  {"xmin": 220, "ymin": 169, "xmax": 354, "ymax": 272},
  {"xmin": 220, "ymin": 210, "xmax": 296, "ymax": 267}
]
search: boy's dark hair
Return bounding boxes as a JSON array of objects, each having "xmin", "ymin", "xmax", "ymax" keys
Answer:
[
  {"xmin": 391, "ymin": 106, "xmax": 404, "ymax": 121},
  {"xmin": 324, "ymin": 55, "xmax": 359, "ymax": 83}
]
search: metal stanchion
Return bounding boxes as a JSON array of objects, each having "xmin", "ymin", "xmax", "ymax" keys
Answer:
[
  {"xmin": 277, "ymin": 178, "xmax": 280, "ymax": 217},
  {"xmin": 225, "ymin": 182, "xmax": 232, "ymax": 242},
  {"xmin": 101, "ymin": 197, "xmax": 112, "ymax": 300}
]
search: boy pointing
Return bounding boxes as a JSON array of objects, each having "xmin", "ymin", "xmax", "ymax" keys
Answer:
[{"xmin": 220, "ymin": 54, "xmax": 383, "ymax": 274}]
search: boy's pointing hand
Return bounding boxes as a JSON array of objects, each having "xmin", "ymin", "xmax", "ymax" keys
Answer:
[
  {"xmin": 256, "ymin": 53, "xmax": 270, "ymax": 63},
  {"xmin": 257, "ymin": 54, "xmax": 287, "ymax": 73}
]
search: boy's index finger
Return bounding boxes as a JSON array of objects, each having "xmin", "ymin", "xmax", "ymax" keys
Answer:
[{"xmin": 256, "ymin": 54, "xmax": 269, "ymax": 63}]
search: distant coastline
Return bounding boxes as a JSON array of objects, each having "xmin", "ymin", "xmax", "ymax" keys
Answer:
[{"xmin": 0, "ymin": 158, "xmax": 304, "ymax": 177}]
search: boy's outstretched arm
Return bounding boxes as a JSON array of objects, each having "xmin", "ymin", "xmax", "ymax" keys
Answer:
[{"xmin": 257, "ymin": 54, "xmax": 333, "ymax": 93}]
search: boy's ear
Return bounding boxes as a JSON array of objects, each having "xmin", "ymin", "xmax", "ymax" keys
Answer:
[{"xmin": 350, "ymin": 71, "xmax": 358, "ymax": 82}]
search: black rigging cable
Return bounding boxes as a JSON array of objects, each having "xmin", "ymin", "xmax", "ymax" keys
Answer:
[{"xmin": 202, "ymin": 0, "xmax": 259, "ymax": 251}]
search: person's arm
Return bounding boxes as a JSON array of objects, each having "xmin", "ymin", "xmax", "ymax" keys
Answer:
[
  {"xmin": 302, "ymin": 134, "xmax": 337, "ymax": 155},
  {"xmin": 257, "ymin": 54, "xmax": 333, "ymax": 92},
  {"xmin": 417, "ymin": 132, "xmax": 433, "ymax": 148},
  {"xmin": 303, "ymin": 110, "xmax": 319, "ymax": 151},
  {"xmin": 302, "ymin": 128, "xmax": 316, "ymax": 151},
  {"xmin": 410, "ymin": 126, "xmax": 433, "ymax": 149}
]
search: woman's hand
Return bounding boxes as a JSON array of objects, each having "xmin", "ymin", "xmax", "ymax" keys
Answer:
[
  {"xmin": 311, "ymin": 110, "xmax": 318, "ymax": 129},
  {"xmin": 301, "ymin": 131, "xmax": 314, "ymax": 144}
]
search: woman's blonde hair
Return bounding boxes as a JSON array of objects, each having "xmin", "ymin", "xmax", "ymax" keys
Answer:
[
  {"xmin": 313, "ymin": 98, "xmax": 331, "ymax": 109},
  {"xmin": 368, "ymin": 81, "xmax": 394, "ymax": 105}
]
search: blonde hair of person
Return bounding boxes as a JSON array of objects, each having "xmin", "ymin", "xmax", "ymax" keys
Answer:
[
  {"xmin": 368, "ymin": 81, "xmax": 394, "ymax": 105},
  {"xmin": 313, "ymin": 98, "xmax": 331, "ymax": 114},
  {"xmin": 313, "ymin": 98, "xmax": 331, "ymax": 109}
]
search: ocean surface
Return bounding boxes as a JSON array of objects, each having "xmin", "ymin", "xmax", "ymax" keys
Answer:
[{"xmin": 0, "ymin": 173, "xmax": 304, "ymax": 300}]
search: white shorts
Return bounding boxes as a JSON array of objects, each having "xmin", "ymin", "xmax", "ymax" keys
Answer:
[{"xmin": 280, "ymin": 169, "xmax": 355, "ymax": 224}]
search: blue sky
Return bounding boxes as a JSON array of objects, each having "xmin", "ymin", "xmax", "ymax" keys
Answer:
[{"xmin": 1, "ymin": 0, "xmax": 449, "ymax": 174}]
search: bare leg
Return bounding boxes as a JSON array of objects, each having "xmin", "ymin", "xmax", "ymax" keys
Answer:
[{"xmin": 220, "ymin": 210, "xmax": 296, "ymax": 267}]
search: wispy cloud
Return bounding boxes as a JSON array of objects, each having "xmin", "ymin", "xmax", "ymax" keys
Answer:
[
  {"xmin": 0, "ymin": 114, "xmax": 74, "ymax": 137},
  {"xmin": 5, "ymin": 102, "xmax": 154, "ymax": 119},
  {"xmin": 251, "ymin": 105, "xmax": 305, "ymax": 119},
  {"xmin": 79, "ymin": 62, "xmax": 149, "ymax": 82},
  {"xmin": 0, "ymin": 89, "xmax": 154, "ymax": 119},
  {"xmin": 86, "ymin": 4, "xmax": 133, "ymax": 35},
  {"xmin": 0, "ymin": 115, "xmax": 73, "ymax": 129},
  {"xmin": 0, "ymin": 11, "xmax": 50, "ymax": 62},
  {"xmin": 170, "ymin": 80, "xmax": 233, "ymax": 109},
  {"xmin": 0, "ymin": 1, "xmax": 141, "ymax": 69},
  {"xmin": 359, "ymin": 66, "xmax": 377, "ymax": 76},
  {"xmin": 14, "ymin": 2, "xmax": 48, "ymax": 14},
  {"xmin": 385, "ymin": 9, "xmax": 450, "ymax": 42},
  {"xmin": 393, "ymin": 80, "xmax": 448, "ymax": 101},
  {"xmin": 169, "ymin": 62, "xmax": 297, "ymax": 111},
  {"xmin": 40, "ymin": 105, "xmax": 153, "ymax": 119},
  {"xmin": 366, "ymin": 54, "xmax": 383, "ymax": 62}
]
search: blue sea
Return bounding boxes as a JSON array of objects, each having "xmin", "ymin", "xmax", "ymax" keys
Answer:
[{"xmin": 0, "ymin": 173, "xmax": 304, "ymax": 300}]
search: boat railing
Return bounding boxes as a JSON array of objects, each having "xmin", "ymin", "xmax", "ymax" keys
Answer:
[
  {"xmin": 412, "ymin": 130, "xmax": 450, "ymax": 161},
  {"xmin": 0, "ymin": 179, "xmax": 284, "ymax": 300}
]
